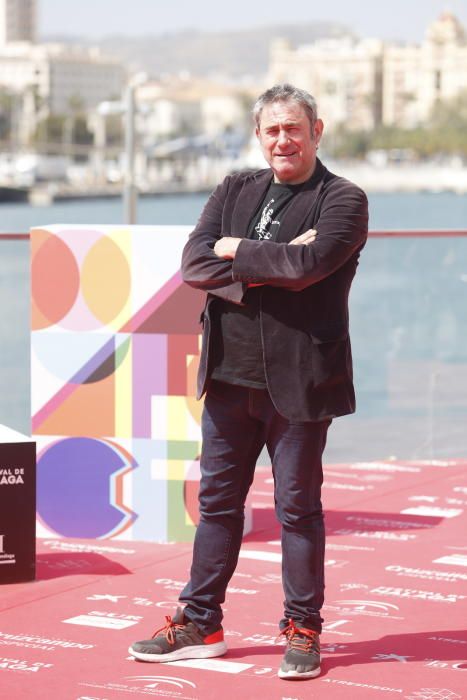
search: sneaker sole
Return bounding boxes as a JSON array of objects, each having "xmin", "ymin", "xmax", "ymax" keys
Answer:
[
  {"xmin": 278, "ymin": 666, "xmax": 321, "ymax": 679},
  {"xmin": 128, "ymin": 641, "xmax": 227, "ymax": 663}
]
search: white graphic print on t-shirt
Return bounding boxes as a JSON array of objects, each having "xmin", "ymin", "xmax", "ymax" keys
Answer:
[{"xmin": 255, "ymin": 198, "xmax": 280, "ymax": 240}]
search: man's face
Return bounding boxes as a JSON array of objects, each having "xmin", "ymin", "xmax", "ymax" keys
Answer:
[{"xmin": 256, "ymin": 100, "xmax": 323, "ymax": 185}]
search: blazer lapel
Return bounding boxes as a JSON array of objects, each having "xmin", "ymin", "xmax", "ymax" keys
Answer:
[{"xmin": 230, "ymin": 169, "xmax": 272, "ymax": 238}]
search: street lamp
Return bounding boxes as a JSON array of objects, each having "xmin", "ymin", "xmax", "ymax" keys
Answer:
[{"xmin": 97, "ymin": 73, "xmax": 147, "ymax": 225}]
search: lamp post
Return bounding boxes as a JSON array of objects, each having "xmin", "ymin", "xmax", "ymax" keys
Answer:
[
  {"xmin": 97, "ymin": 73, "xmax": 146, "ymax": 225},
  {"xmin": 123, "ymin": 82, "xmax": 137, "ymax": 225}
]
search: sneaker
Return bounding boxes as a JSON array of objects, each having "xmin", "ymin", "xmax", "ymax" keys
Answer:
[
  {"xmin": 128, "ymin": 607, "xmax": 227, "ymax": 663},
  {"xmin": 277, "ymin": 619, "xmax": 321, "ymax": 679}
]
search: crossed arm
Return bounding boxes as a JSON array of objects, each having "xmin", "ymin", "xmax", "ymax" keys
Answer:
[
  {"xmin": 181, "ymin": 178, "xmax": 368, "ymax": 302},
  {"xmin": 213, "ymin": 228, "xmax": 317, "ymax": 260}
]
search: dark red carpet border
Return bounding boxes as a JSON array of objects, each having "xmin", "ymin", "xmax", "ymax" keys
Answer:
[{"xmin": 1, "ymin": 459, "xmax": 466, "ymax": 700}]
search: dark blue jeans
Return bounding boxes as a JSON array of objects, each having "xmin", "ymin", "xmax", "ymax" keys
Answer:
[{"xmin": 179, "ymin": 379, "xmax": 330, "ymax": 635}]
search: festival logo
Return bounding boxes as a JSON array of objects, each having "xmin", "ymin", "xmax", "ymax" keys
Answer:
[{"xmin": 0, "ymin": 468, "xmax": 25, "ymax": 486}]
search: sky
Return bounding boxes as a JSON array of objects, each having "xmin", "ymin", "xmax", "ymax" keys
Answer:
[{"xmin": 39, "ymin": 0, "xmax": 467, "ymax": 42}]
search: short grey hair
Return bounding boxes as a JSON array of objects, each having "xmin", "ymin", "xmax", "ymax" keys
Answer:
[{"xmin": 253, "ymin": 83, "xmax": 318, "ymax": 131}]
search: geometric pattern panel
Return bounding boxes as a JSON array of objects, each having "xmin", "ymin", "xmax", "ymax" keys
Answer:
[{"xmin": 31, "ymin": 225, "xmax": 253, "ymax": 542}]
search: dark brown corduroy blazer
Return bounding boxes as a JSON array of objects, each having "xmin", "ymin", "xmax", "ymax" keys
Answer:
[{"xmin": 181, "ymin": 159, "xmax": 368, "ymax": 422}]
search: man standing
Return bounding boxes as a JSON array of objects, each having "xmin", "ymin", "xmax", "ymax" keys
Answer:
[{"xmin": 129, "ymin": 83, "xmax": 368, "ymax": 679}]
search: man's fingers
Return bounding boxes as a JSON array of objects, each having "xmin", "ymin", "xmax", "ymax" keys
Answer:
[{"xmin": 289, "ymin": 229, "xmax": 317, "ymax": 245}]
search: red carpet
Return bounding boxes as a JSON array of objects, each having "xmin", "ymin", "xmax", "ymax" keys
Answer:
[{"xmin": 1, "ymin": 459, "xmax": 466, "ymax": 699}]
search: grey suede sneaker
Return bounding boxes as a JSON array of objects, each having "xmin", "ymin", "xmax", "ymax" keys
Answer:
[
  {"xmin": 128, "ymin": 607, "xmax": 227, "ymax": 663},
  {"xmin": 277, "ymin": 619, "xmax": 321, "ymax": 679}
]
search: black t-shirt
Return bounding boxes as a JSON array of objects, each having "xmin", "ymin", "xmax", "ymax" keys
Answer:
[{"xmin": 210, "ymin": 177, "xmax": 313, "ymax": 389}]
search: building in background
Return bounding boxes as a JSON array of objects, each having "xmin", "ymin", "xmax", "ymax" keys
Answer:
[
  {"xmin": 135, "ymin": 77, "xmax": 254, "ymax": 140},
  {"xmin": 0, "ymin": 42, "xmax": 125, "ymax": 144},
  {"xmin": 0, "ymin": 0, "xmax": 36, "ymax": 45},
  {"xmin": 268, "ymin": 12, "xmax": 467, "ymax": 133},
  {"xmin": 382, "ymin": 12, "xmax": 467, "ymax": 127},
  {"xmin": 0, "ymin": 42, "xmax": 125, "ymax": 113},
  {"xmin": 269, "ymin": 36, "xmax": 384, "ymax": 131}
]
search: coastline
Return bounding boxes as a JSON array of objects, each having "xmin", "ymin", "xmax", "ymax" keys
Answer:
[
  {"xmin": 2, "ymin": 160, "xmax": 467, "ymax": 207},
  {"xmin": 328, "ymin": 160, "xmax": 467, "ymax": 194}
]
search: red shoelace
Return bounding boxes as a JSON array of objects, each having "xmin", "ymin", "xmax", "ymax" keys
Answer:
[
  {"xmin": 276, "ymin": 619, "xmax": 319, "ymax": 652},
  {"xmin": 152, "ymin": 615, "xmax": 186, "ymax": 645}
]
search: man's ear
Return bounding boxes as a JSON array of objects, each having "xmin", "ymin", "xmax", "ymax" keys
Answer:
[{"xmin": 314, "ymin": 118, "xmax": 324, "ymax": 144}]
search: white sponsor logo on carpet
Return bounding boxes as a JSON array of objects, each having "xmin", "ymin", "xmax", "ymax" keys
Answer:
[
  {"xmin": 386, "ymin": 565, "xmax": 467, "ymax": 582},
  {"xmin": 0, "ymin": 631, "xmax": 94, "ymax": 651},
  {"xmin": 373, "ymin": 653, "xmax": 413, "ymax": 662},
  {"xmin": 327, "ymin": 542, "xmax": 375, "ymax": 551},
  {"xmin": 405, "ymin": 688, "xmax": 462, "ymax": 699},
  {"xmin": 155, "ymin": 576, "xmax": 258, "ymax": 594},
  {"xmin": 350, "ymin": 462, "xmax": 420, "ymax": 473},
  {"xmin": 168, "ymin": 658, "xmax": 254, "ymax": 674},
  {"xmin": 324, "ymin": 481, "xmax": 374, "ymax": 492},
  {"xmin": 86, "ymin": 594, "xmax": 126, "ymax": 603},
  {"xmin": 433, "ymin": 554, "xmax": 467, "ymax": 567},
  {"xmin": 239, "ymin": 550, "xmax": 282, "ymax": 563},
  {"xmin": 346, "ymin": 516, "xmax": 432, "ymax": 529},
  {"xmin": 428, "ymin": 636, "xmax": 467, "ymax": 646},
  {"xmin": 325, "ymin": 599, "xmax": 403, "ymax": 619},
  {"xmin": 43, "ymin": 540, "xmax": 136, "ymax": 555},
  {"xmin": 0, "ymin": 657, "xmax": 53, "ymax": 672},
  {"xmin": 63, "ymin": 612, "xmax": 142, "ymax": 630},
  {"xmin": 321, "ymin": 677, "xmax": 403, "ymax": 692},
  {"xmin": 335, "ymin": 528, "xmax": 416, "ymax": 542},
  {"xmin": 126, "ymin": 675, "xmax": 197, "ymax": 689},
  {"xmin": 401, "ymin": 506, "xmax": 463, "ymax": 518},
  {"xmin": 370, "ymin": 587, "xmax": 465, "ymax": 603}
]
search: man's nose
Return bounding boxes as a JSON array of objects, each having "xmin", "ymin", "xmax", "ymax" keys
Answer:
[{"xmin": 277, "ymin": 129, "xmax": 290, "ymax": 146}]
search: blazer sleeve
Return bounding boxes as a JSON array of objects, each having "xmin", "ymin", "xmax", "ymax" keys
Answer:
[
  {"xmin": 231, "ymin": 180, "xmax": 368, "ymax": 292},
  {"xmin": 181, "ymin": 176, "xmax": 247, "ymax": 305}
]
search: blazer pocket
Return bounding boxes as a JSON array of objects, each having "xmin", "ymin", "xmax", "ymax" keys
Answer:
[
  {"xmin": 308, "ymin": 326, "xmax": 350, "ymax": 387},
  {"xmin": 308, "ymin": 325, "xmax": 349, "ymax": 344}
]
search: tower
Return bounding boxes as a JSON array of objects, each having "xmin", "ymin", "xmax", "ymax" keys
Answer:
[{"xmin": 0, "ymin": 0, "xmax": 37, "ymax": 46}]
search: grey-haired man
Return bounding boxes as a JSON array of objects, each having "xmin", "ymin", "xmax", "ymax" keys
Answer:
[{"xmin": 130, "ymin": 84, "xmax": 368, "ymax": 679}]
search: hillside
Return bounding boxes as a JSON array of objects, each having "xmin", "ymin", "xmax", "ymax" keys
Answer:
[{"xmin": 43, "ymin": 21, "xmax": 353, "ymax": 78}]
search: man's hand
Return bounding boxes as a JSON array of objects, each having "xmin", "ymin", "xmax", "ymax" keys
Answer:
[
  {"xmin": 214, "ymin": 237, "xmax": 242, "ymax": 259},
  {"xmin": 288, "ymin": 229, "xmax": 317, "ymax": 245}
]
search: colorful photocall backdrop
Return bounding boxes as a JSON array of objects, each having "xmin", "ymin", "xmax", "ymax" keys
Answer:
[{"xmin": 31, "ymin": 225, "xmax": 253, "ymax": 543}]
